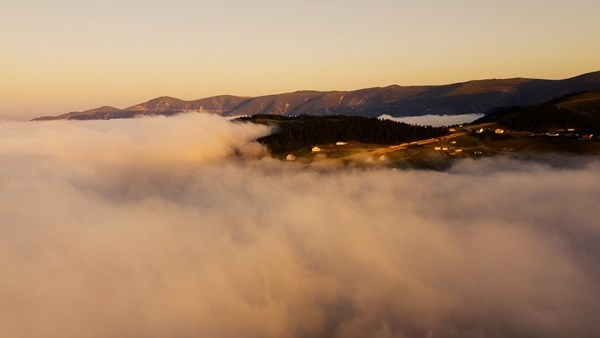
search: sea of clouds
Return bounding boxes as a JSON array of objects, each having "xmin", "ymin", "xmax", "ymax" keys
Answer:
[{"xmin": 1, "ymin": 114, "xmax": 599, "ymax": 338}]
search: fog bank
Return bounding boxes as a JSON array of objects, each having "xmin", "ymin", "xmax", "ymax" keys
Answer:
[
  {"xmin": 379, "ymin": 113, "xmax": 484, "ymax": 127},
  {"xmin": 1, "ymin": 114, "xmax": 599, "ymax": 338}
]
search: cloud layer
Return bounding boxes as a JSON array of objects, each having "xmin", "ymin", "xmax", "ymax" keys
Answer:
[
  {"xmin": 379, "ymin": 114, "xmax": 484, "ymax": 127},
  {"xmin": 1, "ymin": 114, "xmax": 599, "ymax": 338}
]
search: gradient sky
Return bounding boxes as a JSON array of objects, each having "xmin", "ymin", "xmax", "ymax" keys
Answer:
[{"xmin": 1, "ymin": 0, "xmax": 599, "ymax": 120}]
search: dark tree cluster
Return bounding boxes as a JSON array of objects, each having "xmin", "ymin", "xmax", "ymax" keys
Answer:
[{"xmin": 236, "ymin": 114, "xmax": 450, "ymax": 153}]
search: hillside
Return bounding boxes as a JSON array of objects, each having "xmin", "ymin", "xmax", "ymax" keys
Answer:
[
  {"xmin": 32, "ymin": 71, "xmax": 600, "ymax": 121},
  {"xmin": 33, "ymin": 106, "xmax": 123, "ymax": 121},
  {"xmin": 236, "ymin": 114, "xmax": 450, "ymax": 154},
  {"xmin": 475, "ymin": 90, "xmax": 600, "ymax": 133}
]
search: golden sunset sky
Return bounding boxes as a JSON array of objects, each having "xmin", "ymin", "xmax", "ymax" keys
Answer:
[{"xmin": 1, "ymin": 0, "xmax": 599, "ymax": 119}]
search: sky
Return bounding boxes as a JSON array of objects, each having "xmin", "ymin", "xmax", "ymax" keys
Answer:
[
  {"xmin": 1, "ymin": 0, "xmax": 599, "ymax": 119},
  {"xmin": 1, "ymin": 114, "xmax": 599, "ymax": 337}
]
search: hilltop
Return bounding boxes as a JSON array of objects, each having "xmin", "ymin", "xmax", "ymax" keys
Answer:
[{"xmin": 33, "ymin": 71, "xmax": 600, "ymax": 121}]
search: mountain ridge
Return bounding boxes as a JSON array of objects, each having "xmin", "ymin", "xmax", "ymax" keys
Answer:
[{"xmin": 32, "ymin": 71, "xmax": 600, "ymax": 121}]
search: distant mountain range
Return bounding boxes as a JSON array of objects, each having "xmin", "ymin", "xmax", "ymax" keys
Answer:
[{"xmin": 33, "ymin": 71, "xmax": 600, "ymax": 121}]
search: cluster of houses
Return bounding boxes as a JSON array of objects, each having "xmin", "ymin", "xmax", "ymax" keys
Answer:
[
  {"xmin": 530, "ymin": 129, "xmax": 595, "ymax": 140},
  {"xmin": 286, "ymin": 141, "xmax": 350, "ymax": 161},
  {"xmin": 434, "ymin": 145, "xmax": 463, "ymax": 155},
  {"xmin": 474, "ymin": 127, "xmax": 505, "ymax": 134},
  {"xmin": 474, "ymin": 126, "xmax": 596, "ymax": 141},
  {"xmin": 434, "ymin": 139, "xmax": 463, "ymax": 155}
]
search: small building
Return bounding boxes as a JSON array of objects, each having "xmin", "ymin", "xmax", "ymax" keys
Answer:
[
  {"xmin": 434, "ymin": 146, "xmax": 442, "ymax": 151},
  {"xmin": 286, "ymin": 154, "xmax": 296, "ymax": 161},
  {"xmin": 476, "ymin": 128, "xmax": 484, "ymax": 134},
  {"xmin": 379, "ymin": 155, "xmax": 387, "ymax": 161},
  {"xmin": 311, "ymin": 146, "xmax": 321, "ymax": 152},
  {"xmin": 495, "ymin": 129, "xmax": 505, "ymax": 134},
  {"xmin": 336, "ymin": 141, "xmax": 348, "ymax": 146},
  {"xmin": 449, "ymin": 128, "xmax": 456, "ymax": 132},
  {"xmin": 455, "ymin": 148, "xmax": 463, "ymax": 153}
]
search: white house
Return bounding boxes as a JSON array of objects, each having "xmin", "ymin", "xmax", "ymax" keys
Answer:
[{"xmin": 311, "ymin": 146, "xmax": 321, "ymax": 152}]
